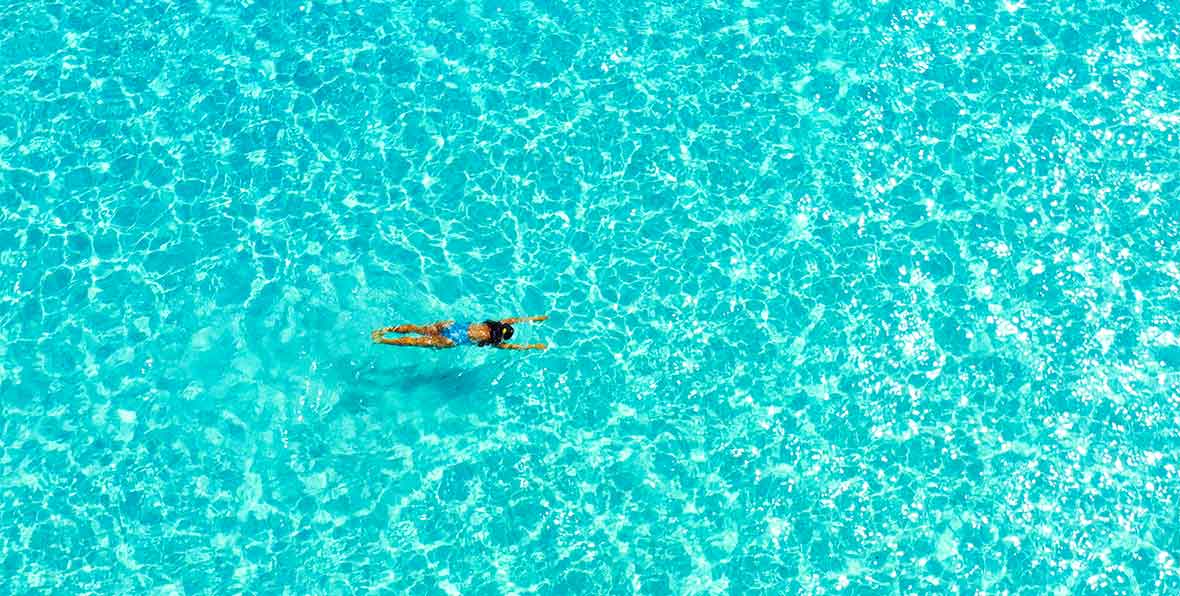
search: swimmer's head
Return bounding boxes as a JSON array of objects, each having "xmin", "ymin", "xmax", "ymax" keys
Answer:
[{"xmin": 480, "ymin": 320, "xmax": 514, "ymax": 345}]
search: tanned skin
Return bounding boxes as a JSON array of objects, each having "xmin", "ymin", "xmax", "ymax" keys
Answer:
[{"xmin": 371, "ymin": 315, "xmax": 548, "ymax": 350}]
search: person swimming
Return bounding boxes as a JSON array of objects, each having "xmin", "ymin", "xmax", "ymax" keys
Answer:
[{"xmin": 371, "ymin": 315, "xmax": 548, "ymax": 350}]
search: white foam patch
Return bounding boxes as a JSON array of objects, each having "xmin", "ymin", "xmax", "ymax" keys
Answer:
[
  {"xmin": 1128, "ymin": 20, "xmax": 1161, "ymax": 44},
  {"xmin": 1094, "ymin": 329, "xmax": 1115, "ymax": 354}
]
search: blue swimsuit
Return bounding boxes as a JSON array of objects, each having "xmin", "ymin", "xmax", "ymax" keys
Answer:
[{"xmin": 441, "ymin": 321, "xmax": 475, "ymax": 346}]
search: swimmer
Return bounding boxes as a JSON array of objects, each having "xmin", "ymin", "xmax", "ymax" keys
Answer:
[{"xmin": 371, "ymin": 315, "xmax": 548, "ymax": 350}]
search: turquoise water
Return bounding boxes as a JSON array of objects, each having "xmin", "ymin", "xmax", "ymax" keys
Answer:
[{"xmin": 3, "ymin": 0, "xmax": 1180, "ymax": 593}]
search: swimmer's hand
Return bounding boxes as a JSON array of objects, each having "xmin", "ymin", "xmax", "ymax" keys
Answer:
[{"xmin": 496, "ymin": 343, "xmax": 547, "ymax": 351}]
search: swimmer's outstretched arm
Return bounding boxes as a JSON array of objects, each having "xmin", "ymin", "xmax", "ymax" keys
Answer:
[
  {"xmin": 495, "ymin": 343, "xmax": 547, "ymax": 350},
  {"xmin": 500, "ymin": 315, "xmax": 548, "ymax": 324}
]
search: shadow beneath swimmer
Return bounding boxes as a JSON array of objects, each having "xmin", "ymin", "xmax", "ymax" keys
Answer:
[{"xmin": 340, "ymin": 361, "xmax": 493, "ymax": 413}]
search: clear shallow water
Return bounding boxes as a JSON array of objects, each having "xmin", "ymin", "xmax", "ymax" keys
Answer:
[{"xmin": 2, "ymin": 0, "xmax": 1180, "ymax": 593}]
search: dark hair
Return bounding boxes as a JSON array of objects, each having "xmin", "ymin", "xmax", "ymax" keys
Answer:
[{"xmin": 479, "ymin": 320, "xmax": 515, "ymax": 346}]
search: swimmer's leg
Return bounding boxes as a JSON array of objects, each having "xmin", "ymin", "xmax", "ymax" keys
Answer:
[
  {"xmin": 380, "ymin": 320, "xmax": 453, "ymax": 335},
  {"xmin": 372, "ymin": 333, "xmax": 453, "ymax": 348}
]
